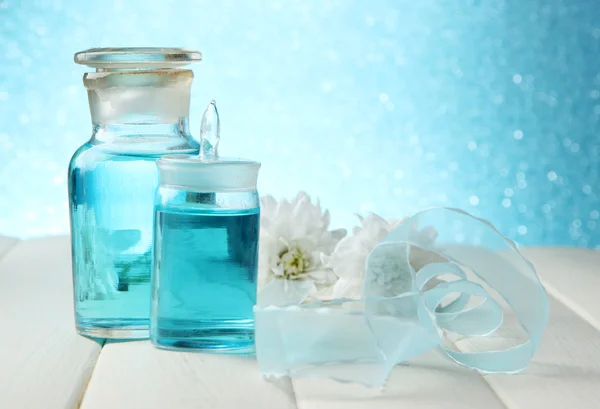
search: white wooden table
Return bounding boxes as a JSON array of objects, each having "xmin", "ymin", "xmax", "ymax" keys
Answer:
[{"xmin": 0, "ymin": 235, "xmax": 599, "ymax": 409}]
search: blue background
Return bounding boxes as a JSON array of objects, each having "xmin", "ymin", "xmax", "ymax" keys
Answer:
[{"xmin": 0, "ymin": 0, "xmax": 598, "ymax": 247}]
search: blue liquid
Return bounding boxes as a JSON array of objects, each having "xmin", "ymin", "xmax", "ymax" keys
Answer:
[
  {"xmin": 69, "ymin": 140, "xmax": 196, "ymax": 339},
  {"xmin": 151, "ymin": 207, "xmax": 259, "ymax": 353}
]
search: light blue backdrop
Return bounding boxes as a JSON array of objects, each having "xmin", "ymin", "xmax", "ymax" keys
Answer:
[{"xmin": 0, "ymin": 0, "xmax": 598, "ymax": 247}]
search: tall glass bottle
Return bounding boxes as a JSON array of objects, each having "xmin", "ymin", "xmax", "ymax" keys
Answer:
[{"xmin": 68, "ymin": 48, "xmax": 202, "ymax": 339}]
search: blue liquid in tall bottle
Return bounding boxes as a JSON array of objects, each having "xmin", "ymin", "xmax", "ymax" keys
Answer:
[
  {"xmin": 69, "ymin": 140, "xmax": 196, "ymax": 339},
  {"xmin": 151, "ymin": 207, "xmax": 259, "ymax": 353}
]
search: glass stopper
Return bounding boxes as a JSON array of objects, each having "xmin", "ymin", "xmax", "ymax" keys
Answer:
[{"xmin": 200, "ymin": 100, "xmax": 220, "ymax": 159}]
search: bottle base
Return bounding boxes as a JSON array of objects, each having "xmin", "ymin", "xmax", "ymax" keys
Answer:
[
  {"xmin": 151, "ymin": 319, "xmax": 255, "ymax": 355},
  {"xmin": 77, "ymin": 318, "xmax": 149, "ymax": 340}
]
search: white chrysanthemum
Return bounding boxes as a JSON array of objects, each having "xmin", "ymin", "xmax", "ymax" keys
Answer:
[
  {"xmin": 258, "ymin": 192, "xmax": 346, "ymax": 301},
  {"xmin": 323, "ymin": 213, "xmax": 439, "ymax": 299}
]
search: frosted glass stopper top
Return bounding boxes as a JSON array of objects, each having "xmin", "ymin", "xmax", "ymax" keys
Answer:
[
  {"xmin": 200, "ymin": 100, "xmax": 220, "ymax": 159},
  {"xmin": 74, "ymin": 47, "xmax": 202, "ymax": 70}
]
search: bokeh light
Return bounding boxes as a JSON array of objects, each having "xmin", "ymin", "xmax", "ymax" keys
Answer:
[{"xmin": 0, "ymin": 0, "xmax": 598, "ymax": 248}]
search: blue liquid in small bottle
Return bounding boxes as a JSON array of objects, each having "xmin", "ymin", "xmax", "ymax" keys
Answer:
[{"xmin": 151, "ymin": 206, "xmax": 259, "ymax": 353}]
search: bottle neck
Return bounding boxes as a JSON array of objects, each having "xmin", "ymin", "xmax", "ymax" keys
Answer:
[{"xmin": 92, "ymin": 119, "xmax": 192, "ymax": 143}]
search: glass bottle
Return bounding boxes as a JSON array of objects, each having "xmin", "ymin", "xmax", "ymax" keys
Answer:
[
  {"xmin": 151, "ymin": 102, "xmax": 261, "ymax": 353},
  {"xmin": 69, "ymin": 48, "xmax": 203, "ymax": 339}
]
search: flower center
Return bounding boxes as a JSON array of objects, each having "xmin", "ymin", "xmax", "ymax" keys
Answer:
[{"xmin": 278, "ymin": 247, "xmax": 311, "ymax": 279}]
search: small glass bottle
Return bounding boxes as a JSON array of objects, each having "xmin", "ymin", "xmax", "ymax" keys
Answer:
[
  {"xmin": 151, "ymin": 103, "xmax": 261, "ymax": 353},
  {"xmin": 69, "ymin": 48, "xmax": 203, "ymax": 339}
]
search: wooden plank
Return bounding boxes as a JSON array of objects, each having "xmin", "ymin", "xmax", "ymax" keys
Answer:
[
  {"xmin": 477, "ymin": 297, "xmax": 600, "ymax": 409},
  {"xmin": 0, "ymin": 235, "xmax": 19, "ymax": 260},
  {"xmin": 522, "ymin": 247, "xmax": 600, "ymax": 331},
  {"xmin": 0, "ymin": 236, "xmax": 103, "ymax": 409},
  {"xmin": 291, "ymin": 349, "xmax": 506, "ymax": 409},
  {"xmin": 449, "ymin": 248, "xmax": 600, "ymax": 409},
  {"xmin": 80, "ymin": 341, "xmax": 297, "ymax": 409}
]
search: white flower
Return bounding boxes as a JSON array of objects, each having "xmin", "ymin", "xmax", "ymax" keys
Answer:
[
  {"xmin": 258, "ymin": 192, "xmax": 346, "ymax": 302},
  {"xmin": 323, "ymin": 213, "xmax": 440, "ymax": 299}
]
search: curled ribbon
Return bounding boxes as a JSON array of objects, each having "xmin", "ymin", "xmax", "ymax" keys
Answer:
[{"xmin": 254, "ymin": 207, "xmax": 549, "ymax": 386}]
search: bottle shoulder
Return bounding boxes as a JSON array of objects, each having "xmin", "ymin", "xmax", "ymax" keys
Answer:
[
  {"xmin": 68, "ymin": 142, "xmax": 93, "ymax": 173},
  {"xmin": 68, "ymin": 138, "xmax": 200, "ymax": 173}
]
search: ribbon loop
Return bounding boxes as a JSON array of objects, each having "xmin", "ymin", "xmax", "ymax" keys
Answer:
[{"xmin": 369, "ymin": 207, "xmax": 549, "ymax": 374}]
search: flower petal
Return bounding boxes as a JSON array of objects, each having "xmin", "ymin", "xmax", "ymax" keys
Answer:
[
  {"xmin": 331, "ymin": 278, "xmax": 362, "ymax": 299},
  {"xmin": 331, "ymin": 228, "xmax": 347, "ymax": 242}
]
